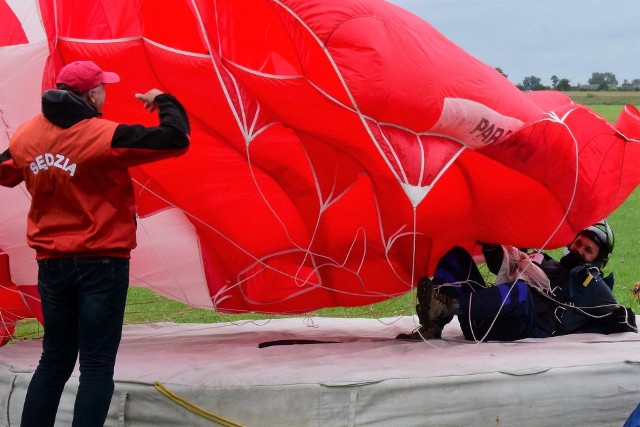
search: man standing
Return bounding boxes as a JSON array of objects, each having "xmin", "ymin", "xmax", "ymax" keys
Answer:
[{"xmin": 0, "ymin": 60, "xmax": 190, "ymax": 426}]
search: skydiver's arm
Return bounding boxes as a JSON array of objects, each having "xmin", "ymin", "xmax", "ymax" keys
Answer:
[
  {"xmin": 0, "ymin": 148, "xmax": 23, "ymax": 187},
  {"xmin": 109, "ymin": 93, "xmax": 191, "ymax": 168},
  {"xmin": 583, "ymin": 304, "xmax": 637, "ymax": 334}
]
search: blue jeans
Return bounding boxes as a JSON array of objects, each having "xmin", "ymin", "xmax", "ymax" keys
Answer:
[
  {"xmin": 624, "ymin": 402, "xmax": 640, "ymax": 427},
  {"xmin": 21, "ymin": 257, "xmax": 129, "ymax": 427}
]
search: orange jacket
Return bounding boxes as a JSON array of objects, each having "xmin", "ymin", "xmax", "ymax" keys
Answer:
[
  {"xmin": 1, "ymin": 90, "xmax": 190, "ymax": 259},
  {"xmin": 10, "ymin": 116, "xmax": 136, "ymax": 258}
]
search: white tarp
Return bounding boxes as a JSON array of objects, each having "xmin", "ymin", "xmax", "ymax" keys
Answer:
[{"xmin": 0, "ymin": 316, "xmax": 639, "ymax": 426}]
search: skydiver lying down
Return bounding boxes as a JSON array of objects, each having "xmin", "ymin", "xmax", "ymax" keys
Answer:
[{"xmin": 397, "ymin": 220, "xmax": 637, "ymax": 341}]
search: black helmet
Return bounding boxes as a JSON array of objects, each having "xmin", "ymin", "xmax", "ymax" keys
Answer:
[{"xmin": 575, "ymin": 219, "xmax": 615, "ymax": 268}]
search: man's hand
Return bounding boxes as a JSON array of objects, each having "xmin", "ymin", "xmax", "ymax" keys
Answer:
[
  {"xmin": 613, "ymin": 306, "xmax": 637, "ymax": 332},
  {"xmin": 135, "ymin": 89, "xmax": 164, "ymax": 112}
]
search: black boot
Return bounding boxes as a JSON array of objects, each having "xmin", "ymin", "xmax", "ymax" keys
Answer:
[{"xmin": 396, "ymin": 277, "xmax": 456, "ymax": 340}]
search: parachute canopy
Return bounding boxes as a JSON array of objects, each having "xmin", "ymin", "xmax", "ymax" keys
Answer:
[{"xmin": 1, "ymin": 0, "xmax": 639, "ymax": 316}]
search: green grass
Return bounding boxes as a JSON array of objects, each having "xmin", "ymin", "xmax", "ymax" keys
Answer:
[
  {"xmin": 605, "ymin": 189, "xmax": 640, "ymax": 307},
  {"xmin": 11, "ymin": 101, "xmax": 640, "ymax": 341},
  {"xmin": 591, "ymin": 105, "xmax": 627, "ymax": 122},
  {"xmin": 564, "ymin": 91, "xmax": 640, "ymax": 107}
]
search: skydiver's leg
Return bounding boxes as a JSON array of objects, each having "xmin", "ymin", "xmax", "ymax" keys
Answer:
[
  {"xmin": 73, "ymin": 257, "xmax": 129, "ymax": 427},
  {"xmin": 397, "ymin": 247, "xmax": 485, "ymax": 340},
  {"xmin": 432, "ymin": 246, "xmax": 487, "ymax": 297},
  {"xmin": 458, "ymin": 280, "xmax": 536, "ymax": 341},
  {"xmin": 21, "ymin": 259, "xmax": 80, "ymax": 427}
]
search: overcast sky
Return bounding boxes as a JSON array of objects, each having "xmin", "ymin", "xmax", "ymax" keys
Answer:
[{"xmin": 388, "ymin": 0, "xmax": 640, "ymax": 86}]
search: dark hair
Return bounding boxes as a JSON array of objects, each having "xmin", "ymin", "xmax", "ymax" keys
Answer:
[{"xmin": 56, "ymin": 83, "xmax": 83, "ymax": 95}]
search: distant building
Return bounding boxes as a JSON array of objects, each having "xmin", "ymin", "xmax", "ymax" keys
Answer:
[{"xmin": 620, "ymin": 82, "xmax": 640, "ymax": 91}]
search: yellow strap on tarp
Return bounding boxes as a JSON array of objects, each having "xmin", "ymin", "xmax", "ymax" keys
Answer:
[{"xmin": 153, "ymin": 381, "xmax": 244, "ymax": 427}]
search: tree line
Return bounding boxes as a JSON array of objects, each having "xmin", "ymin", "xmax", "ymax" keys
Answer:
[{"xmin": 495, "ymin": 68, "xmax": 640, "ymax": 92}]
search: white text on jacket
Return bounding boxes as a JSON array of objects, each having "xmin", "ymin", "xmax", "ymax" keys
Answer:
[{"xmin": 29, "ymin": 153, "xmax": 77, "ymax": 176}]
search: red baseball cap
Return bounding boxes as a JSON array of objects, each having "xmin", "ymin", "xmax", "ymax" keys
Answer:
[{"xmin": 56, "ymin": 60, "xmax": 120, "ymax": 93}]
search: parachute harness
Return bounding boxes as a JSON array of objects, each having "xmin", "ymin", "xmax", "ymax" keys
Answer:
[
  {"xmin": 153, "ymin": 381, "xmax": 244, "ymax": 426},
  {"xmin": 462, "ymin": 250, "xmax": 630, "ymax": 342}
]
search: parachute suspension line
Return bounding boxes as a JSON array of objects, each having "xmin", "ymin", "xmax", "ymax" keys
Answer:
[
  {"xmin": 130, "ymin": 176, "xmax": 194, "ymax": 305},
  {"xmin": 233, "ymin": 73, "xmax": 347, "ymax": 281},
  {"xmin": 374, "ymin": 190, "xmax": 414, "ymax": 289},
  {"xmin": 245, "ymin": 121, "xmax": 281, "ymax": 147},
  {"xmin": 306, "ymin": 76, "xmax": 437, "ymax": 204},
  {"xmin": 153, "ymin": 381, "xmax": 244, "ymax": 427},
  {"xmin": 469, "ymin": 282, "xmax": 512, "ymax": 344},
  {"xmin": 292, "ymin": 144, "xmax": 369, "ymax": 278},
  {"xmin": 411, "ymin": 207, "xmax": 418, "ymax": 284},
  {"xmin": 464, "ymin": 112, "xmax": 583, "ymax": 343},
  {"xmin": 130, "ymin": 179, "xmax": 263, "ymax": 263},
  {"xmin": 471, "ymin": 114, "xmax": 577, "ymax": 346},
  {"xmin": 129, "ymin": 183, "xmax": 314, "ymax": 286},
  {"xmin": 540, "ymin": 110, "xmax": 580, "ymax": 249},
  {"xmin": 271, "ymin": 0, "xmax": 453, "ymax": 223},
  {"xmin": 273, "ymin": 0, "xmax": 410, "ymax": 194},
  {"xmin": 554, "ymin": 108, "xmax": 578, "ymax": 123},
  {"xmin": 407, "ymin": 205, "xmax": 418, "ymax": 327},
  {"xmin": 51, "ymin": 0, "xmax": 59, "ymax": 48},
  {"xmin": 410, "ymin": 266, "xmax": 492, "ymax": 347},
  {"xmin": 465, "ymin": 248, "xmax": 536, "ymax": 343},
  {"xmin": 426, "ymin": 254, "xmax": 503, "ymax": 345},
  {"xmin": 223, "ymin": 60, "xmax": 301, "ymax": 80},
  {"xmin": 242, "ymin": 143, "xmax": 321, "ymax": 287},
  {"xmin": 210, "ymin": 0, "xmax": 223, "ymax": 54},
  {"xmin": 246, "ymin": 103, "xmax": 260, "ymax": 140},
  {"xmin": 462, "ymin": 258, "xmax": 489, "ymax": 344},
  {"xmin": 222, "ymin": 61, "xmax": 305, "ymax": 141},
  {"xmin": 377, "ymin": 123, "xmax": 410, "ymax": 184},
  {"xmin": 458, "ymin": 259, "xmax": 628, "ymax": 344},
  {"xmin": 0, "ymin": 107, "xmax": 10, "ymax": 144},
  {"xmin": 228, "ymin": 245, "xmax": 385, "ymax": 305},
  {"xmin": 417, "ymin": 134, "xmax": 426, "ymax": 186},
  {"xmin": 402, "ymin": 144, "xmax": 466, "ymax": 208},
  {"xmin": 227, "ymin": 68, "xmax": 250, "ymax": 132},
  {"xmin": 430, "ymin": 146, "xmax": 465, "ymax": 192},
  {"xmin": 0, "ymin": 302, "xmax": 15, "ymax": 341},
  {"xmin": 189, "ymin": 0, "xmax": 249, "ymax": 141},
  {"xmin": 530, "ymin": 279, "xmax": 628, "ymax": 321},
  {"xmin": 242, "ymin": 138, "xmax": 377, "ymax": 292},
  {"xmin": 303, "ymin": 78, "xmax": 357, "ymax": 112},
  {"xmin": 535, "ymin": 113, "xmax": 581, "ymax": 251},
  {"xmin": 128, "ymin": 189, "xmax": 381, "ymax": 306},
  {"xmin": 133, "ymin": 215, "xmax": 193, "ymax": 305}
]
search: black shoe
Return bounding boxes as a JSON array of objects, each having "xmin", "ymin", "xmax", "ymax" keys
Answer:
[
  {"xmin": 396, "ymin": 277, "xmax": 456, "ymax": 340},
  {"xmin": 418, "ymin": 277, "xmax": 456, "ymax": 323},
  {"xmin": 395, "ymin": 324, "xmax": 443, "ymax": 340}
]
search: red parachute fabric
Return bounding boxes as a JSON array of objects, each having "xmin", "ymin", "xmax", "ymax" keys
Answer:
[
  {"xmin": 0, "ymin": 251, "xmax": 42, "ymax": 346},
  {"xmin": 0, "ymin": 0, "xmax": 50, "ymax": 340},
  {"xmin": 3, "ymin": 0, "xmax": 640, "ymax": 316},
  {"xmin": 0, "ymin": 1, "xmax": 28, "ymax": 46}
]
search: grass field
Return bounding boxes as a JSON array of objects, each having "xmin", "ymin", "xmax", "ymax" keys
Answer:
[
  {"xmin": 12, "ymin": 98, "xmax": 640, "ymax": 340},
  {"xmin": 564, "ymin": 91, "xmax": 640, "ymax": 107}
]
